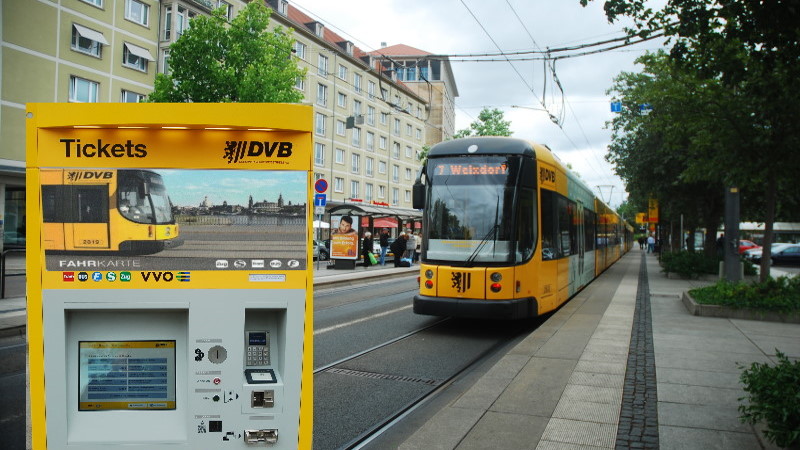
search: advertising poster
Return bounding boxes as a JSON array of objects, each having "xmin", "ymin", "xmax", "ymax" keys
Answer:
[
  {"xmin": 330, "ymin": 215, "xmax": 358, "ymax": 260},
  {"xmin": 42, "ymin": 168, "xmax": 308, "ymax": 272}
]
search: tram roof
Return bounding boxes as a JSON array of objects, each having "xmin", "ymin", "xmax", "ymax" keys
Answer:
[{"xmin": 428, "ymin": 137, "xmax": 536, "ymax": 158}]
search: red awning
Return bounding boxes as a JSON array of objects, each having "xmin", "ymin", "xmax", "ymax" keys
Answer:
[{"xmin": 373, "ymin": 217, "xmax": 398, "ymax": 228}]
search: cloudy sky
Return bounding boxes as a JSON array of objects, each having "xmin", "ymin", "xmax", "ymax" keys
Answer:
[{"xmin": 291, "ymin": 0, "xmax": 667, "ymax": 208}]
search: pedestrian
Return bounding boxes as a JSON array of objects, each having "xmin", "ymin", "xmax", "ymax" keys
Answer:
[
  {"xmin": 716, "ymin": 233, "xmax": 725, "ymax": 258},
  {"xmin": 379, "ymin": 228, "xmax": 390, "ymax": 265},
  {"xmin": 391, "ymin": 233, "xmax": 407, "ymax": 267},
  {"xmin": 647, "ymin": 234, "xmax": 655, "ymax": 254},
  {"xmin": 638, "ymin": 236, "xmax": 645, "ymax": 250},
  {"xmin": 414, "ymin": 232, "xmax": 421, "ymax": 262},
  {"xmin": 405, "ymin": 229, "xmax": 416, "ymax": 262},
  {"xmin": 361, "ymin": 231, "xmax": 374, "ymax": 267}
]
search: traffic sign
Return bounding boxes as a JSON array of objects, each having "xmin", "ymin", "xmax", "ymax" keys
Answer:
[
  {"xmin": 315, "ymin": 178, "xmax": 328, "ymax": 193},
  {"xmin": 314, "ymin": 193, "xmax": 327, "ymax": 207}
]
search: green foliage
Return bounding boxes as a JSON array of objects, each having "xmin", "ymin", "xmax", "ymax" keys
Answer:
[
  {"xmin": 689, "ymin": 276, "xmax": 800, "ymax": 314},
  {"xmin": 453, "ymin": 108, "xmax": 512, "ymax": 138},
  {"xmin": 148, "ymin": 3, "xmax": 305, "ymax": 103},
  {"xmin": 660, "ymin": 250, "xmax": 718, "ymax": 278},
  {"xmin": 738, "ymin": 351, "xmax": 800, "ymax": 448}
]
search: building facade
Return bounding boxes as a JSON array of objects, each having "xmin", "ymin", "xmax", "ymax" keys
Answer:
[
  {"xmin": 369, "ymin": 44, "xmax": 459, "ymax": 148},
  {"xmin": 0, "ymin": 0, "xmax": 453, "ymax": 249}
]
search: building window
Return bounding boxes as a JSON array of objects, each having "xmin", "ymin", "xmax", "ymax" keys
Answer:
[
  {"xmin": 392, "ymin": 188, "xmax": 399, "ymax": 205},
  {"xmin": 316, "ymin": 83, "xmax": 327, "ymax": 106},
  {"xmin": 125, "ymin": 0, "xmax": 149, "ymax": 26},
  {"xmin": 351, "ymin": 154, "xmax": 360, "ymax": 173},
  {"xmin": 405, "ymin": 145, "xmax": 412, "ymax": 158},
  {"xmin": 337, "ymin": 92, "xmax": 347, "ymax": 108},
  {"xmin": 315, "ymin": 113, "xmax": 326, "ymax": 136},
  {"xmin": 121, "ymin": 90, "xmax": 145, "ymax": 103},
  {"xmin": 352, "ymin": 127, "xmax": 361, "ymax": 147},
  {"xmin": 366, "ymin": 132, "xmax": 375, "ymax": 151},
  {"xmin": 122, "ymin": 43, "xmax": 152, "ymax": 72},
  {"xmin": 70, "ymin": 76, "xmax": 99, "ymax": 103},
  {"xmin": 365, "ymin": 183, "xmax": 373, "ymax": 202},
  {"xmin": 353, "ymin": 100, "xmax": 362, "ymax": 116},
  {"xmin": 366, "ymin": 157, "xmax": 374, "ymax": 176},
  {"xmin": 81, "ymin": 0, "xmax": 103, "ymax": 7},
  {"xmin": 354, "ymin": 73, "xmax": 362, "ymax": 93},
  {"xmin": 379, "ymin": 136, "xmax": 387, "ymax": 150},
  {"xmin": 295, "ymin": 76, "xmax": 305, "ymax": 91},
  {"xmin": 335, "ymin": 148, "xmax": 345, "ymax": 164},
  {"xmin": 164, "ymin": 6, "xmax": 172, "ymax": 40},
  {"xmin": 392, "ymin": 165, "xmax": 399, "ymax": 182},
  {"xmin": 405, "ymin": 190, "xmax": 411, "ymax": 202},
  {"xmin": 379, "ymin": 161, "xmax": 387, "ymax": 174},
  {"xmin": 406, "ymin": 124, "xmax": 413, "ymax": 136},
  {"xmin": 71, "ymin": 24, "xmax": 106, "ymax": 58},
  {"xmin": 217, "ymin": 1, "xmax": 232, "ymax": 20},
  {"xmin": 336, "ymin": 120, "xmax": 346, "ymax": 136},
  {"xmin": 334, "ymin": 177, "xmax": 344, "ymax": 193},
  {"xmin": 162, "ymin": 50, "xmax": 170, "ymax": 74},
  {"xmin": 314, "ymin": 143, "xmax": 325, "ymax": 166},
  {"xmin": 380, "ymin": 112, "xmax": 388, "ymax": 125},
  {"xmin": 405, "ymin": 168, "xmax": 412, "ymax": 180},
  {"xmin": 368, "ymin": 81, "xmax": 376, "ymax": 99},
  {"xmin": 318, "ymin": 54, "xmax": 328, "ymax": 77},
  {"xmin": 379, "ymin": 185, "xmax": 386, "ymax": 199},
  {"xmin": 350, "ymin": 180, "xmax": 359, "ymax": 198},
  {"xmin": 416, "ymin": 128, "xmax": 422, "ymax": 140},
  {"xmin": 367, "ymin": 106, "xmax": 375, "ymax": 126},
  {"xmin": 392, "ymin": 142, "xmax": 400, "ymax": 159},
  {"xmin": 393, "ymin": 118, "xmax": 401, "ymax": 135},
  {"xmin": 338, "ymin": 64, "xmax": 347, "ymax": 80},
  {"xmin": 294, "ymin": 41, "xmax": 307, "ymax": 60}
]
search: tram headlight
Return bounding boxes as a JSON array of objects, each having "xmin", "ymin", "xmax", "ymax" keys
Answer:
[
  {"xmin": 490, "ymin": 282, "xmax": 502, "ymax": 293},
  {"xmin": 490, "ymin": 272, "xmax": 502, "ymax": 282},
  {"xmin": 425, "ymin": 269, "xmax": 434, "ymax": 279}
]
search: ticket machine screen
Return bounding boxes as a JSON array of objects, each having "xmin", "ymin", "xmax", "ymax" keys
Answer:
[{"xmin": 78, "ymin": 340, "xmax": 176, "ymax": 411}]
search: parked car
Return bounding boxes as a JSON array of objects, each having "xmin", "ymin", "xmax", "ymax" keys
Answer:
[
  {"xmin": 313, "ymin": 239, "xmax": 329, "ymax": 261},
  {"xmin": 738, "ymin": 240, "xmax": 760, "ymax": 254},
  {"xmin": 767, "ymin": 244, "xmax": 800, "ymax": 266},
  {"xmin": 744, "ymin": 243, "xmax": 792, "ymax": 262}
]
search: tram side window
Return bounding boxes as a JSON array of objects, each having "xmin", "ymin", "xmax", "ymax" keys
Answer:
[
  {"xmin": 75, "ymin": 187, "xmax": 107, "ymax": 223},
  {"xmin": 557, "ymin": 196, "xmax": 573, "ymax": 257},
  {"xmin": 516, "ymin": 187, "xmax": 536, "ymax": 262},
  {"xmin": 540, "ymin": 190, "xmax": 556, "ymax": 260},
  {"xmin": 584, "ymin": 209, "xmax": 596, "ymax": 251},
  {"xmin": 42, "ymin": 186, "xmax": 62, "ymax": 223}
]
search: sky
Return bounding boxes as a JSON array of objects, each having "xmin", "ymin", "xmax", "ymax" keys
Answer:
[
  {"xmin": 155, "ymin": 169, "xmax": 307, "ymax": 207},
  {"xmin": 290, "ymin": 0, "xmax": 668, "ymax": 208}
]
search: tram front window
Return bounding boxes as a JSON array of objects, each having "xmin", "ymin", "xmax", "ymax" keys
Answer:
[
  {"xmin": 118, "ymin": 170, "xmax": 174, "ymax": 225},
  {"xmin": 425, "ymin": 156, "xmax": 520, "ymax": 264}
]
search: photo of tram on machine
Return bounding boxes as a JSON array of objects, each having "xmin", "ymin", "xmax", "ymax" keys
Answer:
[{"xmin": 412, "ymin": 137, "xmax": 632, "ymax": 319}]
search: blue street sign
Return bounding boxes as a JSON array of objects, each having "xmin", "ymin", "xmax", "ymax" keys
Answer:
[
  {"xmin": 314, "ymin": 194, "xmax": 327, "ymax": 207},
  {"xmin": 610, "ymin": 101, "xmax": 622, "ymax": 113}
]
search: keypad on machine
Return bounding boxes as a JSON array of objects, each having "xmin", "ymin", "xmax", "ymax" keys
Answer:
[{"xmin": 247, "ymin": 346, "xmax": 270, "ymax": 366}]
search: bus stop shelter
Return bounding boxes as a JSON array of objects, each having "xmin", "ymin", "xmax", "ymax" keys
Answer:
[{"xmin": 327, "ymin": 203, "xmax": 422, "ymax": 236}]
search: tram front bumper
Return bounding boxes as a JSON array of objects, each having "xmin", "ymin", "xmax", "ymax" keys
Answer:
[{"xmin": 413, "ymin": 294, "xmax": 538, "ymax": 320}]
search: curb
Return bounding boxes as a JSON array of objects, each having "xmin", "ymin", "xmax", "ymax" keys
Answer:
[
  {"xmin": 0, "ymin": 324, "xmax": 25, "ymax": 338},
  {"xmin": 681, "ymin": 291, "xmax": 800, "ymax": 323},
  {"xmin": 314, "ymin": 268, "xmax": 418, "ymax": 290}
]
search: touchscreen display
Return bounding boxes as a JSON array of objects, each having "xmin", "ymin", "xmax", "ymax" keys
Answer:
[{"xmin": 79, "ymin": 341, "xmax": 176, "ymax": 411}]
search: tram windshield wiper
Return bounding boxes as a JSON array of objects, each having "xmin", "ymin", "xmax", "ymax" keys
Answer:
[{"xmin": 465, "ymin": 196, "xmax": 500, "ymax": 266}]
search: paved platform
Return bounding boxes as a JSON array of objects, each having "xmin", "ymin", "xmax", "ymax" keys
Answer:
[{"xmin": 4, "ymin": 251, "xmax": 799, "ymax": 449}]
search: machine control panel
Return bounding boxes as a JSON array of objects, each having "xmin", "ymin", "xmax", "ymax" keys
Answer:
[{"xmin": 245, "ymin": 331, "xmax": 270, "ymax": 367}]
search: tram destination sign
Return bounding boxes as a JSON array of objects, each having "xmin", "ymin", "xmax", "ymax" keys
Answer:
[{"xmin": 433, "ymin": 161, "xmax": 509, "ymax": 176}]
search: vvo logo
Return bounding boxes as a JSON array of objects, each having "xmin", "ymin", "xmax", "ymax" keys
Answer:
[{"xmin": 141, "ymin": 271, "xmax": 174, "ymax": 282}]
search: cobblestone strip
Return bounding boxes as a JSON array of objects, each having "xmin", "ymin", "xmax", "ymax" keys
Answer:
[{"xmin": 616, "ymin": 253, "xmax": 659, "ymax": 449}]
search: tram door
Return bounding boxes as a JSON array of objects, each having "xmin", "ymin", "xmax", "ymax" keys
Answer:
[{"xmin": 70, "ymin": 185, "xmax": 111, "ymax": 250}]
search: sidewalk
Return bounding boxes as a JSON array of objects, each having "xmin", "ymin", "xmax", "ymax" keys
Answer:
[{"xmin": 397, "ymin": 249, "xmax": 799, "ymax": 450}]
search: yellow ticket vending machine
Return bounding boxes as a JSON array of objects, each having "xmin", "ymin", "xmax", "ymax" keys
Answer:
[{"xmin": 26, "ymin": 104, "xmax": 313, "ymax": 450}]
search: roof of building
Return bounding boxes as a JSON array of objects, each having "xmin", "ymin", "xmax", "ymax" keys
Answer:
[{"xmin": 368, "ymin": 44, "xmax": 433, "ymax": 57}]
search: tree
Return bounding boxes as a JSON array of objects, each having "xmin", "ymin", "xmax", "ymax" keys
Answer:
[
  {"xmin": 148, "ymin": 3, "xmax": 306, "ymax": 103},
  {"xmin": 584, "ymin": 0, "xmax": 800, "ymax": 280},
  {"xmin": 453, "ymin": 108, "xmax": 513, "ymax": 138}
]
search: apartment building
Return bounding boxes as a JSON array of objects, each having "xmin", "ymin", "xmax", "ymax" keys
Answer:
[
  {"xmin": 0, "ymin": 0, "xmax": 453, "ymax": 249},
  {"xmin": 369, "ymin": 44, "xmax": 458, "ymax": 148}
]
